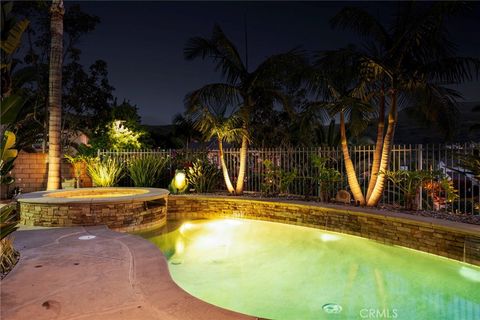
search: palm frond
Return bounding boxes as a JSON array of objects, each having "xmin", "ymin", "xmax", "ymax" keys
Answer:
[
  {"xmin": 184, "ymin": 24, "xmax": 246, "ymax": 83},
  {"xmin": 405, "ymin": 84, "xmax": 461, "ymax": 140},
  {"xmin": 184, "ymin": 83, "xmax": 241, "ymax": 115},
  {"xmin": 423, "ymin": 57, "xmax": 480, "ymax": 84},
  {"xmin": 330, "ymin": 7, "xmax": 389, "ymax": 46}
]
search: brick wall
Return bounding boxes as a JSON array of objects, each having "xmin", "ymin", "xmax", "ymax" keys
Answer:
[
  {"xmin": 168, "ymin": 195, "xmax": 480, "ymax": 266},
  {"xmin": 3, "ymin": 152, "xmax": 92, "ymax": 197}
]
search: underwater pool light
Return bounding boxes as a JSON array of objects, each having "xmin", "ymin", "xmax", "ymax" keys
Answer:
[
  {"xmin": 459, "ymin": 266, "xmax": 480, "ymax": 282},
  {"xmin": 320, "ymin": 233, "xmax": 340, "ymax": 242}
]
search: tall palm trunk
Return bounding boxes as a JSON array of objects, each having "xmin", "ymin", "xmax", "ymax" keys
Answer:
[
  {"xmin": 218, "ymin": 139, "xmax": 235, "ymax": 193},
  {"xmin": 366, "ymin": 87, "xmax": 385, "ymax": 201},
  {"xmin": 235, "ymin": 134, "xmax": 248, "ymax": 194},
  {"xmin": 367, "ymin": 89, "xmax": 398, "ymax": 206},
  {"xmin": 46, "ymin": 0, "xmax": 64, "ymax": 190},
  {"xmin": 340, "ymin": 111, "xmax": 365, "ymax": 205}
]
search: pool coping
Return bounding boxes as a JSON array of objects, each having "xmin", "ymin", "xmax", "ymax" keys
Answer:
[
  {"xmin": 16, "ymin": 187, "xmax": 169, "ymax": 205},
  {"xmin": 1, "ymin": 226, "xmax": 255, "ymax": 320},
  {"xmin": 169, "ymin": 194, "xmax": 480, "ymax": 237}
]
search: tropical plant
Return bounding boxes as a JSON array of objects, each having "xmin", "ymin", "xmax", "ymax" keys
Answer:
[
  {"xmin": 381, "ymin": 170, "xmax": 436, "ymax": 210},
  {"xmin": 314, "ymin": 2, "xmax": 479, "ymax": 207},
  {"xmin": 311, "ymin": 155, "xmax": 342, "ymax": 202},
  {"xmin": 457, "ymin": 145, "xmax": 480, "ymax": 180},
  {"xmin": 423, "ymin": 175, "xmax": 459, "ymax": 211},
  {"xmin": 185, "ymin": 24, "xmax": 305, "ymax": 194},
  {"xmin": 64, "ymin": 154, "xmax": 87, "ymax": 188},
  {"xmin": 86, "ymin": 157, "xmax": 124, "ymax": 187},
  {"xmin": 0, "ymin": 204, "xmax": 20, "ymax": 278},
  {"xmin": 0, "ymin": 131, "xmax": 18, "ymax": 188},
  {"xmin": 189, "ymin": 105, "xmax": 245, "ymax": 194},
  {"xmin": 46, "ymin": 0, "xmax": 64, "ymax": 190},
  {"xmin": 1, "ymin": 2, "xmax": 31, "ymax": 137},
  {"xmin": 127, "ymin": 155, "xmax": 169, "ymax": 187},
  {"xmin": 469, "ymin": 105, "xmax": 480, "ymax": 133},
  {"xmin": 186, "ymin": 159, "xmax": 221, "ymax": 193},
  {"xmin": 381, "ymin": 169, "xmax": 458, "ymax": 211},
  {"xmin": 1, "ymin": 1, "xmax": 30, "ymax": 99},
  {"xmin": 261, "ymin": 159, "xmax": 297, "ymax": 196}
]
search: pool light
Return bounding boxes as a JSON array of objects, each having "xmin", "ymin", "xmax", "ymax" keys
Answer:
[
  {"xmin": 459, "ymin": 266, "xmax": 480, "ymax": 282},
  {"xmin": 320, "ymin": 233, "xmax": 340, "ymax": 242}
]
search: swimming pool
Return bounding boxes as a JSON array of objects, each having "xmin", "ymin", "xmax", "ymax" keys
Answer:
[{"xmin": 141, "ymin": 218, "xmax": 480, "ymax": 319}]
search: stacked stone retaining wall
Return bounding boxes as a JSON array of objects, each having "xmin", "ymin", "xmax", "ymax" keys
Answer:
[{"xmin": 168, "ymin": 195, "xmax": 480, "ymax": 266}]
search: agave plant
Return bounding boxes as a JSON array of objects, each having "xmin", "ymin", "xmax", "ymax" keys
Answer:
[
  {"xmin": 128, "ymin": 155, "xmax": 169, "ymax": 187},
  {"xmin": 0, "ymin": 131, "xmax": 18, "ymax": 189},
  {"xmin": 86, "ymin": 157, "xmax": 124, "ymax": 187}
]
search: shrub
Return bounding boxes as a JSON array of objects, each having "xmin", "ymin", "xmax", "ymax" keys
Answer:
[
  {"xmin": 86, "ymin": 157, "xmax": 124, "ymax": 187},
  {"xmin": 261, "ymin": 159, "xmax": 296, "ymax": 196},
  {"xmin": 186, "ymin": 159, "xmax": 220, "ymax": 193},
  {"xmin": 381, "ymin": 170, "xmax": 458, "ymax": 211},
  {"xmin": 311, "ymin": 155, "xmax": 341, "ymax": 202},
  {"xmin": 64, "ymin": 154, "xmax": 88, "ymax": 188},
  {"xmin": 1, "ymin": 204, "xmax": 20, "ymax": 278},
  {"xmin": 128, "ymin": 155, "xmax": 169, "ymax": 187},
  {"xmin": 0, "ymin": 131, "xmax": 18, "ymax": 188}
]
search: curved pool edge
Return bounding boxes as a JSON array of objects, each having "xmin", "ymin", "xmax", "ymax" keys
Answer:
[
  {"xmin": 1, "ymin": 226, "xmax": 254, "ymax": 320},
  {"xmin": 167, "ymin": 195, "xmax": 480, "ymax": 266}
]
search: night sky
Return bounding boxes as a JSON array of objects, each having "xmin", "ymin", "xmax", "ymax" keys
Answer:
[{"xmin": 73, "ymin": 1, "xmax": 480, "ymax": 125}]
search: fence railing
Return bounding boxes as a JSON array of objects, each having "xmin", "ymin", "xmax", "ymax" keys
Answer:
[{"xmin": 98, "ymin": 143, "xmax": 479, "ymax": 215}]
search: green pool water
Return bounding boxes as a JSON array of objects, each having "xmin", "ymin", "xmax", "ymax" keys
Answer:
[{"xmin": 140, "ymin": 219, "xmax": 480, "ymax": 320}]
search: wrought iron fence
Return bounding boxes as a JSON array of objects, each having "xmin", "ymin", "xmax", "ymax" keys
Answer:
[{"xmin": 98, "ymin": 143, "xmax": 479, "ymax": 215}]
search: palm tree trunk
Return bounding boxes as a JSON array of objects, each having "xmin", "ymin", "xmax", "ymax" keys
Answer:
[
  {"xmin": 340, "ymin": 111, "xmax": 365, "ymax": 205},
  {"xmin": 218, "ymin": 139, "xmax": 235, "ymax": 193},
  {"xmin": 367, "ymin": 90, "xmax": 398, "ymax": 206},
  {"xmin": 366, "ymin": 87, "xmax": 385, "ymax": 201},
  {"xmin": 235, "ymin": 134, "xmax": 248, "ymax": 194},
  {"xmin": 46, "ymin": 0, "xmax": 64, "ymax": 190}
]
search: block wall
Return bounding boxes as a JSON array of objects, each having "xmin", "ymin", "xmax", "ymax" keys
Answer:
[{"xmin": 3, "ymin": 152, "xmax": 92, "ymax": 197}]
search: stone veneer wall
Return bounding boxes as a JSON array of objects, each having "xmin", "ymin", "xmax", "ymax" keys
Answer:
[
  {"xmin": 168, "ymin": 195, "xmax": 480, "ymax": 266},
  {"xmin": 19, "ymin": 198, "xmax": 167, "ymax": 232}
]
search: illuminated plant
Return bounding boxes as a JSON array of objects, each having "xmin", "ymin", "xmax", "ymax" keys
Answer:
[
  {"xmin": 64, "ymin": 154, "xmax": 88, "ymax": 188},
  {"xmin": 128, "ymin": 155, "xmax": 169, "ymax": 187},
  {"xmin": 311, "ymin": 155, "xmax": 341, "ymax": 202},
  {"xmin": 108, "ymin": 120, "xmax": 145, "ymax": 150},
  {"xmin": 186, "ymin": 159, "xmax": 220, "ymax": 193},
  {"xmin": 86, "ymin": 157, "xmax": 124, "ymax": 187},
  {"xmin": 382, "ymin": 170, "xmax": 458, "ymax": 211},
  {"xmin": 261, "ymin": 159, "xmax": 296, "ymax": 196},
  {"xmin": 0, "ymin": 204, "xmax": 20, "ymax": 278},
  {"xmin": 0, "ymin": 131, "xmax": 18, "ymax": 187}
]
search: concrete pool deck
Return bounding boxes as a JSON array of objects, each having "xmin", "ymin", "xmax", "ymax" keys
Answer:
[{"xmin": 1, "ymin": 226, "xmax": 254, "ymax": 320}]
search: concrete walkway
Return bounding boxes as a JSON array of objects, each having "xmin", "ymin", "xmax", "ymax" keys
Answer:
[{"xmin": 1, "ymin": 227, "xmax": 255, "ymax": 320}]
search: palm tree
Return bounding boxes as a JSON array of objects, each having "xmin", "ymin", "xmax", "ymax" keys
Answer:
[
  {"xmin": 185, "ymin": 25, "xmax": 304, "ymax": 194},
  {"xmin": 317, "ymin": 2, "xmax": 479, "ymax": 206},
  {"xmin": 46, "ymin": 0, "xmax": 64, "ymax": 190},
  {"xmin": 189, "ymin": 105, "xmax": 245, "ymax": 194}
]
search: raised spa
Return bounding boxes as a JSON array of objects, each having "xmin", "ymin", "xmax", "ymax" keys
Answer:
[
  {"xmin": 18, "ymin": 187, "xmax": 169, "ymax": 231},
  {"xmin": 141, "ymin": 218, "xmax": 480, "ymax": 320}
]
